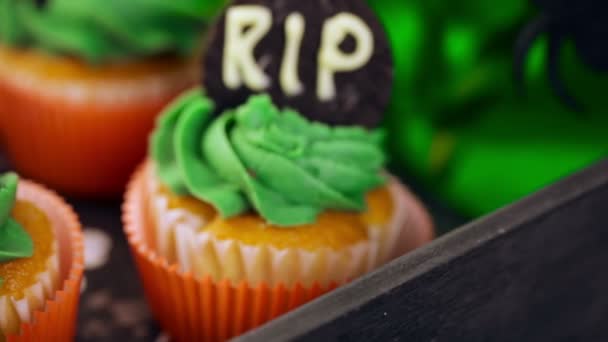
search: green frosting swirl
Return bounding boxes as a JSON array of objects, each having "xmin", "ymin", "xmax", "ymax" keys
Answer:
[
  {"xmin": 151, "ymin": 89, "xmax": 387, "ymax": 226},
  {"xmin": 0, "ymin": 0, "xmax": 226, "ymax": 63},
  {"xmin": 0, "ymin": 173, "xmax": 34, "ymax": 287}
]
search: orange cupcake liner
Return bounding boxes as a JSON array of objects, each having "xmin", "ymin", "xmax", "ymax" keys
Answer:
[
  {"xmin": 124, "ymin": 164, "xmax": 340, "ymax": 342},
  {"xmin": 4, "ymin": 179, "xmax": 84, "ymax": 341},
  {"xmin": 0, "ymin": 46, "xmax": 198, "ymax": 198}
]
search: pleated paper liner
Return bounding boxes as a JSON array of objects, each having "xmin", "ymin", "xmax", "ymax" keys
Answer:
[
  {"xmin": 0, "ymin": 236, "xmax": 59, "ymax": 336},
  {"xmin": 124, "ymin": 164, "xmax": 345, "ymax": 341},
  {"xmin": 141, "ymin": 160, "xmax": 419, "ymax": 287},
  {"xmin": 124, "ymin": 163, "xmax": 435, "ymax": 341},
  {"xmin": 3, "ymin": 180, "xmax": 84, "ymax": 342},
  {"xmin": 0, "ymin": 45, "xmax": 198, "ymax": 198}
]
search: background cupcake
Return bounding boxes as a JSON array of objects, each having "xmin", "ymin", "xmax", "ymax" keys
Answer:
[
  {"xmin": 0, "ymin": 0, "xmax": 226, "ymax": 197},
  {"xmin": 0, "ymin": 173, "xmax": 83, "ymax": 341}
]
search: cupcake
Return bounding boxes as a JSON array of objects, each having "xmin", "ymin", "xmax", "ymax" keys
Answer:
[
  {"xmin": 124, "ymin": 90, "xmax": 434, "ymax": 340},
  {"xmin": 0, "ymin": 0, "xmax": 226, "ymax": 197},
  {"xmin": 124, "ymin": 0, "xmax": 434, "ymax": 340},
  {"xmin": 0, "ymin": 173, "xmax": 83, "ymax": 341}
]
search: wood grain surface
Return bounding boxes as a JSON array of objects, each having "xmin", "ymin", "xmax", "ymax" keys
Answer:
[{"xmin": 236, "ymin": 159, "xmax": 608, "ymax": 342}]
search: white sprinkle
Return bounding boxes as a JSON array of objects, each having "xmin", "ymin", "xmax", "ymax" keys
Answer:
[
  {"xmin": 83, "ymin": 228, "xmax": 113, "ymax": 270},
  {"xmin": 155, "ymin": 332, "xmax": 171, "ymax": 342},
  {"xmin": 80, "ymin": 276, "xmax": 87, "ymax": 293},
  {"xmin": 111, "ymin": 299, "xmax": 149, "ymax": 327}
]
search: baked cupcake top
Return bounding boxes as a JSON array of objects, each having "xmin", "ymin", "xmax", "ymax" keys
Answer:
[
  {"xmin": 151, "ymin": 0, "xmax": 396, "ymax": 227},
  {"xmin": 0, "ymin": 0, "xmax": 226, "ymax": 64},
  {"xmin": 0, "ymin": 173, "xmax": 34, "ymax": 289}
]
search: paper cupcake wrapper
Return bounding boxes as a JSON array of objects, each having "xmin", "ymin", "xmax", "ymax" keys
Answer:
[
  {"xmin": 2, "ymin": 180, "xmax": 84, "ymax": 342},
  {"xmin": 125, "ymin": 164, "xmax": 344, "ymax": 341},
  {"xmin": 125, "ymin": 163, "xmax": 433, "ymax": 341},
  {"xmin": 0, "ymin": 46, "xmax": 198, "ymax": 197},
  {"xmin": 143, "ymin": 162, "xmax": 410, "ymax": 287},
  {"xmin": 0, "ymin": 240, "xmax": 59, "ymax": 336}
]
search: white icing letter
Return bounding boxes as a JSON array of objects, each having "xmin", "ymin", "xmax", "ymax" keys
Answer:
[
  {"xmin": 317, "ymin": 13, "xmax": 374, "ymax": 101},
  {"xmin": 280, "ymin": 13, "xmax": 305, "ymax": 96},
  {"xmin": 223, "ymin": 6, "xmax": 272, "ymax": 91}
]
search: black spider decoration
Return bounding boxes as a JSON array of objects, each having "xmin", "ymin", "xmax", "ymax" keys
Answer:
[
  {"xmin": 34, "ymin": 0, "xmax": 47, "ymax": 9},
  {"xmin": 514, "ymin": 0, "xmax": 608, "ymax": 111}
]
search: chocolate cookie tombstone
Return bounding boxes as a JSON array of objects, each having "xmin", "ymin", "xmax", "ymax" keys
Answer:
[{"xmin": 203, "ymin": 0, "xmax": 394, "ymax": 128}]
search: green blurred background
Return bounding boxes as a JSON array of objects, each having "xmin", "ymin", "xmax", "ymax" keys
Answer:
[{"xmin": 370, "ymin": 0, "xmax": 608, "ymax": 218}]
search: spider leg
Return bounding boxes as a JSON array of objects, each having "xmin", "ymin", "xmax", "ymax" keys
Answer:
[
  {"xmin": 514, "ymin": 13, "xmax": 549, "ymax": 93},
  {"xmin": 547, "ymin": 30, "xmax": 583, "ymax": 112},
  {"xmin": 34, "ymin": 0, "xmax": 48, "ymax": 9}
]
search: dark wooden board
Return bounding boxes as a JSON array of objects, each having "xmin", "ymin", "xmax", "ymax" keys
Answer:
[{"xmin": 234, "ymin": 159, "xmax": 608, "ymax": 342}]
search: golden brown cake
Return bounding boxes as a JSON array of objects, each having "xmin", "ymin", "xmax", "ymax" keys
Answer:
[{"xmin": 0, "ymin": 173, "xmax": 83, "ymax": 341}]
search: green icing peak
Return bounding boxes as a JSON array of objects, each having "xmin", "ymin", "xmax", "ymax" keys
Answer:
[
  {"xmin": 0, "ymin": 173, "xmax": 34, "ymax": 287},
  {"xmin": 0, "ymin": 0, "xmax": 226, "ymax": 63},
  {"xmin": 151, "ymin": 89, "xmax": 387, "ymax": 227}
]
